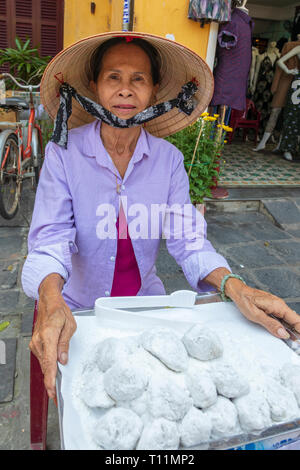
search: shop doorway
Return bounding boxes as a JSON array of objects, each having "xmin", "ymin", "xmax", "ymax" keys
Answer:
[{"xmin": 219, "ymin": 1, "xmax": 300, "ymax": 188}]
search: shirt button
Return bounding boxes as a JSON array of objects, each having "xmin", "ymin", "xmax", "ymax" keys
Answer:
[
  {"xmin": 105, "ymin": 291, "xmax": 110, "ymax": 297},
  {"xmin": 110, "ymin": 256, "xmax": 115, "ymax": 262}
]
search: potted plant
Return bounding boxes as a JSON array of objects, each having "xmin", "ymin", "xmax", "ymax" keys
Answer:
[
  {"xmin": 166, "ymin": 113, "xmax": 232, "ymax": 210},
  {"xmin": 0, "ymin": 37, "xmax": 51, "ymax": 87}
]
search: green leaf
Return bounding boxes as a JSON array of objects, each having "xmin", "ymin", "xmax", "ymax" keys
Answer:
[{"xmin": 15, "ymin": 37, "xmax": 22, "ymax": 51}]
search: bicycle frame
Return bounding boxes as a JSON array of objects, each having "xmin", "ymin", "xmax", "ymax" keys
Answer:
[{"xmin": 0, "ymin": 73, "xmax": 43, "ymax": 180}]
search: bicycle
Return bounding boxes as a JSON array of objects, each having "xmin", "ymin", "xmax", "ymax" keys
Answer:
[{"xmin": 0, "ymin": 72, "xmax": 44, "ymax": 219}]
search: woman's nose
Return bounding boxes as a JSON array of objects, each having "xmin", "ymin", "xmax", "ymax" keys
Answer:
[{"xmin": 118, "ymin": 88, "xmax": 133, "ymax": 98}]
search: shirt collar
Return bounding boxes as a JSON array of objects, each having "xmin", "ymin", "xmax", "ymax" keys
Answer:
[{"xmin": 84, "ymin": 120, "xmax": 150, "ymax": 169}]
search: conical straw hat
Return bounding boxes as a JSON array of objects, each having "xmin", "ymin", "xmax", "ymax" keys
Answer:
[{"xmin": 40, "ymin": 31, "xmax": 214, "ymax": 138}]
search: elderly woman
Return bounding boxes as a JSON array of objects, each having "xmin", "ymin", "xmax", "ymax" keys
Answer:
[{"xmin": 21, "ymin": 32, "xmax": 300, "ymax": 400}]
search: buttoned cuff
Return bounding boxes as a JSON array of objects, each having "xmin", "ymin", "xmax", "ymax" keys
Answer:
[
  {"xmin": 21, "ymin": 253, "xmax": 68, "ymax": 300},
  {"xmin": 181, "ymin": 251, "xmax": 232, "ymax": 293}
]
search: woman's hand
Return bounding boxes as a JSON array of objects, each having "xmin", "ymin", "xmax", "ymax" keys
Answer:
[
  {"xmin": 29, "ymin": 274, "xmax": 77, "ymax": 399},
  {"xmin": 226, "ymin": 277, "xmax": 300, "ymax": 339}
]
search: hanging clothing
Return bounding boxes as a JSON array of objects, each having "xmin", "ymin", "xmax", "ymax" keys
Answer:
[
  {"xmin": 252, "ymin": 55, "xmax": 277, "ymax": 134},
  {"xmin": 271, "ymin": 41, "xmax": 300, "ymax": 109},
  {"xmin": 188, "ymin": 0, "xmax": 232, "ymax": 23},
  {"xmin": 279, "ymin": 72, "xmax": 300, "ymax": 156},
  {"xmin": 210, "ymin": 8, "xmax": 254, "ymax": 111}
]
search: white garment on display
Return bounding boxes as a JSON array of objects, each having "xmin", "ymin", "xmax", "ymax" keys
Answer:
[
  {"xmin": 251, "ymin": 42, "xmax": 281, "ymax": 95},
  {"xmin": 253, "ymin": 45, "xmax": 300, "ymax": 154}
]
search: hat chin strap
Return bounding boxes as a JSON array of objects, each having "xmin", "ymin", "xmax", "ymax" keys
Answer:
[{"xmin": 50, "ymin": 80, "xmax": 199, "ymax": 149}]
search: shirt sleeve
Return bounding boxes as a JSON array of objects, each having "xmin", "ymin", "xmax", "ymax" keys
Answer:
[
  {"xmin": 21, "ymin": 142, "xmax": 78, "ymax": 300},
  {"xmin": 217, "ymin": 22, "xmax": 239, "ymax": 49},
  {"xmin": 164, "ymin": 148, "xmax": 231, "ymax": 293}
]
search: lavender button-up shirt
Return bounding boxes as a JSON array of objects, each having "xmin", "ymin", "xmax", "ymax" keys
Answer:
[{"xmin": 21, "ymin": 120, "xmax": 231, "ymax": 310}]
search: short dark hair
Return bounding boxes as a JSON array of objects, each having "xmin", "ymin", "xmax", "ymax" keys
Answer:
[{"xmin": 89, "ymin": 37, "xmax": 161, "ymax": 85}]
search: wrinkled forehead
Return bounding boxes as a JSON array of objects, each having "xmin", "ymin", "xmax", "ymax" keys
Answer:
[{"xmin": 100, "ymin": 42, "xmax": 152, "ymax": 73}]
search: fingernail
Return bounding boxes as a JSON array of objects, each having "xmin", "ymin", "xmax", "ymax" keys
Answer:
[
  {"xmin": 277, "ymin": 328, "xmax": 290, "ymax": 339},
  {"xmin": 60, "ymin": 352, "xmax": 68, "ymax": 363}
]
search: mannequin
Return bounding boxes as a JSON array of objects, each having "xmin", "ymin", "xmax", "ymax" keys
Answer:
[
  {"xmin": 208, "ymin": 0, "xmax": 253, "ymax": 199},
  {"xmin": 232, "ymin": 0, "xmax": 249, "ymax": 14},
  {"xmin": 249, "ymin": 46, "xmax": 259, "ymax": 92},
  {"xmin": 253, "ymin": 37, "xmax": 300, "ymax": 152},
  {"xmin": 251, "ymin": 42, "xmax": 281, "ymax": 94},
  {"xmin": 278, "ymin": 44, "xmax": 300, "ymax": 161}
]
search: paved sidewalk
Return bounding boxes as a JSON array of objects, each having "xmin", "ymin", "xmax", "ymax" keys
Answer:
[{"xmin": 0, "ymin": 183, "xmax": 300, "ymax": 450}]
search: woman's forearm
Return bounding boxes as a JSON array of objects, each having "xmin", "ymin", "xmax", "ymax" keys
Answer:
[
  {"xmin": 38, "ymin": 273, "xmax": 65, "ymax": 298},
  {"xmin": 202, "ymin": 267, "xmax": 244, "ymax": 300}
]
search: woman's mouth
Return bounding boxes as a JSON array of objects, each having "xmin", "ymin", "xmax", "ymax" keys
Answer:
[{"xmin": 113, "ymin": 105, "xmax": 136, "ymax": 109}]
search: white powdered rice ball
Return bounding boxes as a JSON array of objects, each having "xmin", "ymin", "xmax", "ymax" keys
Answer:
[
  {"xmin": 136, "ymin": 418, "xmax": 179, "ymax": 450},
  {"xmin": 93, "ymin": 407, "xmax": 143, "ymax": 450},
  {"xmin": 147, "ymin": 376, "xmax": 193, "ymax": 421},
  {"xmin": 94, "ymin": 336, "xmax": 140, "ymax": 372},
  {"xmin": 80, "ymin": 362, "xmax": 115, "ymax": 409},
  {"xmin": 103, "ymin": 357, "xmax": 149, "ymax": 402},
  {"xmin": 211, "ymin": 362, "xmax": 250, "ymax": 399},
  {"xmin": 203, "ymin": 396, "xmax": 240, "ymax": 439},
  {"xmin": 182, "ymin": 325, "xmax": 223, "ymax": 361},
  {"xmin": 265, "ymin": 378, "xmax": 299, "ymax": 422},
  {"xmin": 280, "ymin": 363, "xmax": 300, "ymax": 407},
  {"xmin": 233, "ymin": 390, "xmax": 272, "ymax": 433},
  {"xmin": 141, "ymin": 327, "xmax": 189, "ymax": 372},
  {"xmin": 180, "ymin": 407, "xmax": 212, "ymax": 447},
  {"xmin": 185, "ymin": 365, "xmax": 217, "ymax": 409}
]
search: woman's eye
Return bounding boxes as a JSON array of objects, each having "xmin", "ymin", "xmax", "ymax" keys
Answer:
[
  {"xmin": 109, "ymin": 75, "xmax": 119, "ymax": 80},
  {"xmin": 133, "ymin": 76, "xmax": 144, "ymax": 82}
]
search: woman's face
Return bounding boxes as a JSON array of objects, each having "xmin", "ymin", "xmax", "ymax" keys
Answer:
[{"xmin": 90, "ymin": 43, "xmax": 159, "ymax": 119}]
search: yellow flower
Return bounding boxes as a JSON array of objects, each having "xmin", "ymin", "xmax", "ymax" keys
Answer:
[
  {"xmin": 200, "ymin": 112, "xmax": 209, "ymax": 117},
  {"xmin": 223, "ymin": 125, "xmax": 233, "ymax": 132},
  {"xmin": 213, "ymin": 114, "xmax": 219, "ymax": 117},
  {"xmin": 205, "ymin": 116, "xmax": 217, "ymax": 121},
  {"xmin": 224, "ymin": 140, "xmax": 227, "ymax": 144}
]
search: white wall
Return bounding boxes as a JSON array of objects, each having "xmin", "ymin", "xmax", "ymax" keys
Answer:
[{"xmin": 247, "ymin": 3, "xmax": 297, "ymax": 21}]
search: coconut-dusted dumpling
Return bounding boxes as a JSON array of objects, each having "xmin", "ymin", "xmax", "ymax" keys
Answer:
[
  {"xmin": 141, "ymin": 327, "xmax": 189, "ymax": 372},
  {"xmin": 233, "ymin": 390, "xmax": 272, "ymax": 433},
  {"xmin": 211, "ymin": 363, "xmax": 249, "ymax": 399},
  {"xmin": 180, "ymin": 407, "xmax": 212, "ymax": 448},
  {"xmin": 95, "ymin": 336, "xmax": 140, "ymax": 372},
  {"xmin": 182, "ymin": 325, "xmax": 223, "ymax": 361},
  {"xmin": 103, "ymin": 357, "xmax": 149, "ymax": 402},
  {"xmin": 203, "ymin": 396, "xmax": 240, "ymax": 439},
  {"xmin": 147, "ymin": 376, "xmax": 193, "ymax": 421},
  {"xmin": 185, "ymin": 365, "xmax": 217, "ymax": 409},
  {"xmin": 136, "ymin": 418, "xmax": 179, "ymax": 450},
  {"xmin": 265, "ymin": 378, "xmax": 299, "ymax": 422},
  {"xmin": 80, "ymin": 362, "xmax": 115, "ymax": 409},
  {"xmin": 93, "ymin": 407, "xmax": 143, "ymax": 450},
  {"xmin": 280, "ymin": 363, "xmax": 300, "ymax": 407}
]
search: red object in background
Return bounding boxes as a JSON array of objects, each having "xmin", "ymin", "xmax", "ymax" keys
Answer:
[
  {"xmin": 228, "ymin": 99, "xmax": 261, "ymax": 145},
  {"xmin": 209, "ymin": 157, "xmax": 229, "ymax": 199},
  {"xmin": 30, "ymin": 301, "xmax": 49, "ymax": 450}
]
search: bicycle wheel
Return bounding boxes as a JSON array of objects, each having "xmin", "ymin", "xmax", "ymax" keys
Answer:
[{"xmin": 0, "ymin": 133, "xmax": 21, "ymax": 219}]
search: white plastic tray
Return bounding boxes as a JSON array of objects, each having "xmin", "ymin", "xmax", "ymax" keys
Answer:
[{"xmin": 56, "ymin": 291, "xmax": 300, "ymax": 450}]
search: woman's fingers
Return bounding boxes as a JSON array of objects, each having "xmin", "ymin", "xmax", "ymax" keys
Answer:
[
  {"xmin": 40, "ymin": 326, "xmax": 61, "ymax": 398},
  {"xmin": 250, "ymin": 292, "xmax": 300, "ymax": 333},
  {"xmin": 247, "ymin": 304, "xmax": 291, "ymax": 339},
  {"xmin": 57, "ymin": 314, "xmax": 77, "ymax": 364}
]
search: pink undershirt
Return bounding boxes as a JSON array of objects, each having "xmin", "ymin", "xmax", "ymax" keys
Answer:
[{"xmin": 110, "ymin": 204, "xmax": 141, "ymax": 297}]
